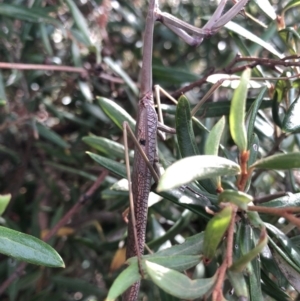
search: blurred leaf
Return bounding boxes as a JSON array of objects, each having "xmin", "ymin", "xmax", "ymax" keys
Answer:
[
  {"xmin": 104, "ymin": 57, "xmax": 138, "ymax": 97},
  {"xmin": 0, "ymin": 226, "xmax": 64, "ymax": 267},
  {"xmin": 266, "ymin": 223, "xmax": 300, "ymax": 269},
  {"xmin": 64, "ymin": 0, "xmax": 93, "ymax": 46},
  {"xmin": 227, "ymin": 270, "xmax": 249, "ymax": 299},
  {"xmin": 282, "ymin": 96, "xmax": 300, "ymax": 132},
  {"xmin": 282, "ymin": 0, "xmax": 300, "ymax": 15},
  {"xmin": 156, "ymin": 232, "xmax": 204, "ymax": 256},
  {"xmin": 0, "ymin": 194, "xmax": 11, "ymax": 216},
  {"xmin": 83, "ymin": 135, "xmax": 131, "ymax": 160},
  {"xmin": 52, "ymin": 275, "xmax": 106, "ymax": 297},
  {"xmin": 225, "ymin": 21, "xmax": 283, "ymax": 58},
  {"xmin": 253, "ymin": 0, "xmax": 276, "ymax": 20},
  {"xmin": 229, "ymin": 68, "xmax": 250, "ymax": 152},
  {"xmin": 0, "ymin": 4, "xmax": 61, "ymax": 25},
  {"xmin": 250, "ymin": 152, "xmax": 300, "ymax": 169},
  {"xmin": 230, "ymin": 227, "xmax": 268, "ymax": 272},
  {"xmin": 97, "ymin": 97, "xmax": 136, "ymax": 131},
  {"xmin": 36, "ymin": 123, "xmax": 70, "ymax": 149},
  {"xmin": 87, "ymin": 152, "xmax": 127, "ymax": 178},
  {"xmin": 205, "ymin": 116, "xmax": 225, "ymax": 188},
  {"xmin": 176, "ymin": 95, "xmax": 198, "ymax": 157},
  {"xmin": 272, "ymin": 248, "xmax": 300, "ymax": 292},
  {"xmin": 153, "ymin": 65, "xmax": 198, "ymax": 85},
  {"xmin": 247, "ymin": 87, "xmax": 267, "ymax": 144},
  {"xmin": 145, "ymin": 260, "xmax": 217, "ymax": 299},
  {"xmin": 106, "ymin": 263, "xmax": 140, "ymax": 300},
  {"xmin": 205, "ymin": 116, "xmax": 225, "ymax": 156},
  {"xmin": 203, "ymin": 206, "xmax": 233, "ymax": 261},
  {"xmin": 157, "ymin": 155, "xmax": 241, "ymax": 192},
  {"xmin": 218, "ymin": 190, "xmax": 253, "ymax": 210}
]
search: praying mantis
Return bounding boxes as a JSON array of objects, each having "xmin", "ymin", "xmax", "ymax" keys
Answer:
[{"xmin": 122, "ymin": 0, "xmax": 249, "ymax": 300}]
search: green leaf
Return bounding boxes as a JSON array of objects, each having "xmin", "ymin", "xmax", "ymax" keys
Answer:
[
  {"xmin": 176, "ymin": 95, "xmax": 198, "ymax": 157},
  {"xmin": 218, "ymin": 190, "xmax": 253, "ymax": 211},
  {"xmin": 205, "ymin": 116, "xmax": 225, "ymax": 156},
  {"xmin": 272, "ymin": 248, "xmax": 300, "ymax": 292},
  {"xmin": 250, "ymin": 152, "xmax": 300, "ymax": 169},
  {"xmin": 261, "ymin": 192, "xmax": 300, "ymax": 208},
  {"xmin": 266, "ymin": 223, "xmax": 300, "ymax": 269},
  {"xmin": 87, "ymin": 152, "xmax": 127, "ymax": 178},
  {"xmin": 104, "ymin": 57, "xmax": 139, "ymax": 97},
  {"xmin": 282, "ymin": 96, "xmax": 300, "ymax": 132},
  {"xmin": 230, "ymin": 227, "xmax": 268, "ymax": 272},
  {"xmin": 205, "ymin": 116, "xmax": 225, "ymax": 188},
  {"xmin": 157, "ymin": 155, "xmax": 241, "ymax": 192},
  {"xmin": 0, "ymin": 194, "xmax": 11, "ymax": 216},
  {"xmin": 64, "ymin": 0, "xmax": 93, "ymax": 46},
  {"xmin": 128, "ymin": 254, "xmax": 202, "ymax": 272},
  {"xmin": 153, "ymin": 65, "xmax": 199, "ymax": 86},
  {"xmin": 145, "ymin": 260, "xmax": 217, "ymax": 299},
  {"xmin": 0, "ymin": 4, "xmax": 61, "ymax": 25},
  {"xmin": 247, "ymin": 87, "xmax": 267, "ymax": 144},
  {"xmin": 36, "ymin": 123, "xmax": 70, "ymax": 149},
  {"xmin": 147, "ymin": 210, "xmax": 194, "ymax": 249},
  {"xmin": 225, "ymin": 22, "xmax": 283, "ymax": 58},
  {"xmin": 278, "ymin": 27, "xmax": 300, "ymax": 54},
  {"xmin": 282, "ymin": 0, "xmax": 300, "ymax": 15},
  {"xmin": 203, "ymin": 206, "xmax": 233, "ymax": 261},
  {"xmin": 97, "ymin": 97, "xmax": 136, "ymax": 131},
  {"xmin": 0, "ymin": 226, "xmax": 64, "ymax": 267},
  {"xmin": 227, "ymin": 270, "xmax": 249, "ymax": 299},
  {"xmin": 83, "ymin": 136, "xmax": 131, "ymax": 160},
  {"xmin": 156, "ymin": 232, "xmax": 204, "ymax": 256},
  {"xmin": 229, "ymin": 68, "xmax": 250, "ymax": 151},
  {"xmin": 106, "ymin": 264, "xmax": 140, "ymax": 301}
]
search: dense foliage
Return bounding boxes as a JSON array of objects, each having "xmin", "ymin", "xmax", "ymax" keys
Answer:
[{"xmin": 1, "ymin": 0, "xmax": 300, "ymax": 300}]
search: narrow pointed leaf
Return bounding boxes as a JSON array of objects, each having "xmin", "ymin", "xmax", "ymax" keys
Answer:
[
  {"xmin": 205, "ymin": 116, "xmax": 225, "ymax": 156},
  {"xmin": 0, "ymin": 4, "xmax": 61, "ymax": 25},
  {"xmin": 145, "ymin": 260, "xmax": 217, "ymax": 299},
  {"xmin": 87, "ymin": 152, "xmax": 126, "ymax": 178},
  {"xmin": 0, "ymin": 194, "xmax": 11, "ymax": 216},
  {"xmin": 127, "ymin": 255, "xmax": 202, "ymax": 272},
  {"xmin": 156, "ymin": 232, "xmax": 204, "ymax": 256},
  {"xmin": 176, "ymin": 95, "xmax": 198, "ymax": 157},
  {"xmin": 227, "ymin": 270, "xmax": 249, "ymax": 299},
  {"xmin": 65, "ymin": 0, "xmax": 93, "ymax": 46},
  {"xmin": 106, "ymin": 264, "xmax": 140, "ymax": 301},
  {"xmin": 36, "ymin": 123, "xmax": 70, "ymax": 149},
  {"xmin": 247, "ymin": 87, "xmax": 267, "ymax": 144},
  {"xmin": 104, "ymin": 57, "xmax": 139, "ymax": 97},
  {"xmin": 266, "ymin": 223, "xmax": 300, "ymax": 269},
  {"xmin": 230, "ymin": 227, "xmax": 268, "ymax": 272},
  {"xmin": 205, "ymin": 116, "xmax": 226, "ymax": 188},
  {"xmin": 282, "ymin": 96, "xmax": 300, "ymax": 132},
  {"xmin": 203, "ymin": 206, "xmax": 233, "ymax": 261},
  {"xmin": 282, "ymin": 0, "xmax": 300, "ymax": 15},
  {"xmin": 218, "ymin": 190, "xmax": 253, "ymax": 211},
  {"xmin": 0, "ymin": 227, "xmax": 64, "ymax": 267},
  {"xmin": 229, "ymin": 68, "xmax": 251, "ymax": 151},
  {"xmin": 157, "ymin": 155, "xmax": 240, "ymax": 192},
  {"xmin": 250, "ymin": 152, "xmax": 300, "ymax": 169},
  {"xmin": 83, "ymin": 136, "xmax": 131, "ymax": 160},
  {"xmin": 97, "ymin": 97, "xmax": 135, "ymax": 131},
  {"xmin": 272, "ymin": 249, "xmax": 300, "ymax": 292}
]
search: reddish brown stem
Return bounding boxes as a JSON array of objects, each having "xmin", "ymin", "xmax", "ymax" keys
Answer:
[{"xmin": 212, "ymin": 205, "xmax": 237, "ymax": 301}]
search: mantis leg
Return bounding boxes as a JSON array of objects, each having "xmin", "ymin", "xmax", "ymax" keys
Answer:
[{"xmin": 155, "ymin": 0, "xmax": 248, "ymax": 46}]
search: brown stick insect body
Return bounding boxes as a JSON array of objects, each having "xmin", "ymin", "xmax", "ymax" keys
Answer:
[
  {"xmin": 122, "ymin": 0, "xmax": 250, "ymax": 300},
  {"xmin": 122, "ymin": 0, "xmax": 161, "ymax": 299}
]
